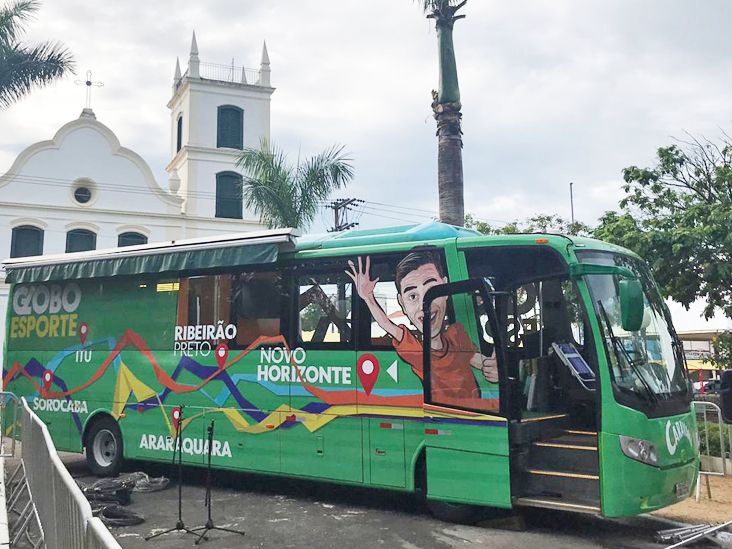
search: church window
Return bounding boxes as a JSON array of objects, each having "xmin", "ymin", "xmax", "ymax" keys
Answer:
[
  {"xmin": 66, "ymin": 229, "xmax": 96, "ymax": 253},
  {"xmin": 71, "ymin": 178, "xmax": 96, "ymax": 206},
  {"xmin": 74, "ymin": 187, "xmax": 92, "ymax": 204},
  {"xmin": 176, "ymin": 113, "xmax": 183, "ymax": 152},
  {"xmin": 215, "ymin": 171, "xmax": 243, "ymax": 219},
  {"xmin": 118, "ymin": 232, "xmax": 148, "ymax": 247},
  {"xmin": 217, "ymin": 105, "xmax": 243, "ymax": 149},
  {"xmin": 10, "ymin": 225, "xmax": 43, "ymax": 258}
]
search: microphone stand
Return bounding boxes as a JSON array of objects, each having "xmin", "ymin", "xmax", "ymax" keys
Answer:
[
  {"xmin": 193, "ymin": 419, "xmax": 246, "ymax": 544},
  {"xmin": 145, "ymin": 405, "xmax": 205, "ymax": 542}
]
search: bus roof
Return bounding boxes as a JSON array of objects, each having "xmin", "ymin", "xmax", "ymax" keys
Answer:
[
  {"xmin": 294, "ymin": 221, "xmax": 638, "ymax": 259},
  {"xmin": 2, "ymin": 228, "xmax": 298, "ymax": 284},
  {"xmin": 2, "ymin": 222, "xmax": 639, "ymax": 284},
  {"xmin": 294, "ymin": 221, "xmax": 480, "ymax": 251}
]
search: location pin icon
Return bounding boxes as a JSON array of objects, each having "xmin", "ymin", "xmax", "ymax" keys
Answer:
[
  {"xmin": 79, "ymin": 322, "xmax": 89, "ymax": 344},
  {"xmin": 42, "ymin": 370, "xmax": 54, "ymax": 391},
  {"xmin": 357, "ymin": 354, "xmax": 380, "ymax": 395},
  {"xmin": 215, "ymin": 342, "xmax": 229, "ymax": 369}
]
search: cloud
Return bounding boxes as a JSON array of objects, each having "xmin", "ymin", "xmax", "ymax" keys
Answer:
[{"xmin": 2, "ymin": 0, "xmax": 731, "ymax": 234}]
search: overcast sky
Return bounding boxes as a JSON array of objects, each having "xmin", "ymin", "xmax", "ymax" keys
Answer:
[{"xmin": 1, "ymin": 0, "xmax": 731, "ymax": 330}]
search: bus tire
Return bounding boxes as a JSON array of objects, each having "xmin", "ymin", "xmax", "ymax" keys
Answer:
[
  {"xmin": 425, "ymin": 499, "xmax": 487, "ymax": 524},
  {"xmin": 85, "ymin": 416, "xmax": 124, "ymax": 477},
  {"xmin": 416, "ymin": 456, "xmax": 486, "ymax": 524}
]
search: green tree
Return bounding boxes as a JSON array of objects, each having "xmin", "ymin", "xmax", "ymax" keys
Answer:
[
  {"xmin": 595, "ymin": 132, "xmax": 732, "ymax": 320},
  {"xmin": 465, "ymin": 213, "xmax": 591, "ymax": 236},
  {"xmin": 418, "ymin": 0, "xmax": 467, "ymax": 227},
  {"xmin": 236, "ymin": 139, "xmax": 354, "ymax": 230},
  {"xmin": 707, "ymin": 331, "xmax": 732, "ymax": 370},
  {"xmin": 0, "ymin": 0, "xmax": 74, "ymax": 109},
  {"xmin": 300, "ymin": 303, "xmax": 322, "ymax": 332}
]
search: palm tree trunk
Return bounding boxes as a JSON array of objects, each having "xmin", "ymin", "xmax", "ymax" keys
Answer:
[
  {"xmin": 429, "ymin": 2, "xmax": 465, "ymax": 227},
  {"xmin": 435, "ymin": 106, "xmax": 464, "ymax": 226}
]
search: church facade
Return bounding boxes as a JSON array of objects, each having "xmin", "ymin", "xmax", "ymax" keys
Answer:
[{"xmin": 0, "ymin": 34, "xmax": 275, "ymax": 367}]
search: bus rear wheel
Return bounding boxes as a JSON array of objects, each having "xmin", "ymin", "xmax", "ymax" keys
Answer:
[{"xmin": 85, "ymin": 416, "xmax": 124, "ymax": 477}]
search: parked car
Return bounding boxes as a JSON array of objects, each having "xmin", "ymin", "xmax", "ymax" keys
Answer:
[
  {"xmin": 693, "ymin": 379, "xmax": 722, "ymax": 394},
  {"xmin": 703, "ymin": 379, "xmax": 722, "ymax": 394}
]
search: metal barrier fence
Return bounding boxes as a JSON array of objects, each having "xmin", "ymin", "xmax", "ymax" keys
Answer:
[
  {"xmin": 693, "ymin": 400, "xmax": 730, "ymax": 501},
  {"xmin": 694, "ymin": 400, "xmax": 729, "ymax": 475},
  {"xmin": 0, "ymin": 392, "xmax": 18, "ymax": 457},
  {"xmin": 86, "ymin": 517, "xmax": 122, "ymax": 549},
  {"xmin": 4, "ymin": 395, "xmax": 122, "ymax": 549}
]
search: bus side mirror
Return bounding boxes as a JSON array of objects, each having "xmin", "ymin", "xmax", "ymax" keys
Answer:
[
  {"xmin": 619, "ymin": 279, "xmax": 643, "ymax": 332},
  {"xmin": 720, "ymin": 370, "xmax": 732, "ymax": 424}
]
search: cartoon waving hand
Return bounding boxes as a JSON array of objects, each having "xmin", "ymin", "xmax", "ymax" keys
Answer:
[
  {"xmin": 346, "ymin": 256, "xmax": 379, "ymax": 301},
  {"xmin": 346, "ymin": 256, "xmax": 401, "ymax": 340}
]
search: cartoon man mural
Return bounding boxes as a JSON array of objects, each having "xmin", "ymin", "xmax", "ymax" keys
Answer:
[{"xmin": 346, "ymin": 251, "xmax": 498, "ymax": 403}]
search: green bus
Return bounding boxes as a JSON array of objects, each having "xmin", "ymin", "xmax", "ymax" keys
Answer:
[{"xmin": 2, "ymin": 222, "xmax": 697, "ymax": 521}]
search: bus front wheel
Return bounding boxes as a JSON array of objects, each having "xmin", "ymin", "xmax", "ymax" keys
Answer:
[
  {"xmin": 85, "ymin": 416, "xmax": 124, "ymax": 477},
  {"xmin": 416, "ymin": 458, "xmax": 487, "ymax": 524},
  {"xmin": 425, "ymin": 499, "xmax": 488, "ymax": 524}
]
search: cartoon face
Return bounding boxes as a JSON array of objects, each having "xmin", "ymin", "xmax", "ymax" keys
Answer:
[{"xmin": 397, "ymin": 263, "xmax": 448, "ymax": 336}]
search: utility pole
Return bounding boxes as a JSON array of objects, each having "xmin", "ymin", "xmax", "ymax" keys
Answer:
[
  {"xmin": 327, "ymin": 198, "xmax": 362, "ymax": 232},
  {"xmin": 569, "ymin": 182, "xmax": 575, "ymax": 224}
]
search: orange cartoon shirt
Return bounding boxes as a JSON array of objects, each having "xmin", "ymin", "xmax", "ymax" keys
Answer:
[{"xmin": 393, "ymin": 323, "xmax": 479, "ymax": 401}]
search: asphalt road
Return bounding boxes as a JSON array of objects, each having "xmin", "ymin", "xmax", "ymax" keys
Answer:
[{"xmin": 58, "ymin": 452, "xmax": 712, "ymax": 549}]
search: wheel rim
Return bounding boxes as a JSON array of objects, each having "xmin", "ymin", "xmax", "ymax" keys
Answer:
[{"xmin": 92, "ymin": 429, "xmax": 117, "ymax": 467}]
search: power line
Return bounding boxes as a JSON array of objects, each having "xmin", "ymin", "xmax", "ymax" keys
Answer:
[
  {"xmin": 357, "ymin": 205, "xmax": 430, "ymax": 224},
  {"xmin": 363, "ymin": 200, "xmax": 437, "ymax": 215},
  {"xmin": 3, "ymin": 172, "xmax": 517, "ymax": 227},
  {"xmin": 360, "ymin": 203, "xmax": 435, "ymax": 219},
  {"xmin": 319, "ymin": 199, "xmax": 438, "ymax": 218},
  {"xmin": 356, "ymin": 208, "xmax": 427, "ymax": 225},
  {"xmin": 1, "ymin": 172, "xmax": 226, "ymax": 201}
]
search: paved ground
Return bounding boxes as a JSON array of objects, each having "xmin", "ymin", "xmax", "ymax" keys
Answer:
[
  {"xmin": 654, "ymin": 474, "xmax": 732, "ymax": 524},
  {"xmin": 56, "ymin": 452, "xmax": 721, "ymax": 549}
]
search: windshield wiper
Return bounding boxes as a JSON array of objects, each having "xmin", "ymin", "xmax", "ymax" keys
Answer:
[{"xmin": 598, "ymin": 301, "xmax": 658, "ymax": 405}]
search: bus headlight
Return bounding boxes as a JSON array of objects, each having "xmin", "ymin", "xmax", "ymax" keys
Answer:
[{"xmin": 619, "ymin": 436, "xmax": 658, "ymax": 466}]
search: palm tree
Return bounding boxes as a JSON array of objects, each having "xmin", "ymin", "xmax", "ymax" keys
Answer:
[
  {"xmin": 0, "ymin": 0, "xmax": 74, "ymax": 109},
  {"xmin": 419, "ymin": 0, "xmax": 467, "ymax": 226},
  {"xmin": 236, "ymin": 139, "xmax": 354, "ymax": 230}
]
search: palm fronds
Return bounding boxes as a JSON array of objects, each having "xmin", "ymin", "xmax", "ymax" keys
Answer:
[
  {"xmin": 236, "ymin": 139, "xmax": 354, "ymax": 230},
  {"xmin": 0, "ymin": 0, "xmax": 74, "ymax": 108},
  {"xmin": 0, "ymin": 0, "xmax": 37, "ymax": 47},
  {"xmin": 417, "ymin": 0, "xmax": 466, "ymax": 15}
]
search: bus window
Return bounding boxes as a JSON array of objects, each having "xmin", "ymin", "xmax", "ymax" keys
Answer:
[
  {"xmin": 177, "ymin": 275, "xmax": 231, "ymax": 328},
  {"xmin": 507, "ymin": 282, "xmax": 541, "ymax": 351},
  {"xmin": 423, "ymin": 288, "xmax": 500, "ymax": 413},
  {"xmin": 230, "ymin": 272, "xmax": 284, "ymax": 347},
  {"xmin": 177, "ymin": 271, "xmax": 284, "ymax": 349},
  {"xmin": 465, "ymin": 246, "xmax": 598, "ymax": 418},
  {"xmin": 563, "ymin": 280, "xmax": 586, "ymax": 347},
  {"xmin": 297, "ymin": 268, "xmax": 352, "ymax": 345},
  {"xmin": 355, "ymin": 254, "xmax": 421, "ymax": 348}
]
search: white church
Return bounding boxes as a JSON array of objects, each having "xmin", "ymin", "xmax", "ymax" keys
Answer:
[{"xmin": 0, "ymin": 34, "xmax": 274, "ymax": 365}]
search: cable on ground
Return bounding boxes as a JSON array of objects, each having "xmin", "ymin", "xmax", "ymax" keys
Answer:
[{"xmin": 92, "ymin": 504, "xmax": 145, "ymax": 527}]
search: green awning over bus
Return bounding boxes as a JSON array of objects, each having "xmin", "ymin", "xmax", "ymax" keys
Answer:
[{"xmin": 3, "ymin": 230, "xmax": 297, "ymax": 284}]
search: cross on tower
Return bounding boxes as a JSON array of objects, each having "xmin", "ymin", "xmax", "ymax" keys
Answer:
[{"xmin": 74, "ymin": 70, "xmax": 104, "ymax": 109}]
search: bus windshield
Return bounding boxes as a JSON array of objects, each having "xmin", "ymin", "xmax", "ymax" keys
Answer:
[{"xmin": 578, "ymin": 251, "xmax": 689, "ymax": 405}]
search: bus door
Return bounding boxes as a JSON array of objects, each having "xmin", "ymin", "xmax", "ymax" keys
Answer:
[{"xmin": 421, "ymin": 279, "xmax": 512, "ymax": 508}]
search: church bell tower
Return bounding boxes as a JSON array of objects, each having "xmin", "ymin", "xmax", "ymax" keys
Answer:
[{"xmin": 166, "ymin": 32, "xmax": 274, "ymax": 222}]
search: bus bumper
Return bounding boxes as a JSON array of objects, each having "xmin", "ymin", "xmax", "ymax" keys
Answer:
[{"xmin": 600, "ymin": 432, "xmax": 698, "ymax": 518}]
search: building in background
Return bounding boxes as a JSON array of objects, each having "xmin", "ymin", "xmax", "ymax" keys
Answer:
[
  {"xmin": 678, "ymin": 330, "xmax": 727, "ymax": 389},
  {"xmin": 0, "ymin": 33, "xmax": 275, "ymax": 368}
]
